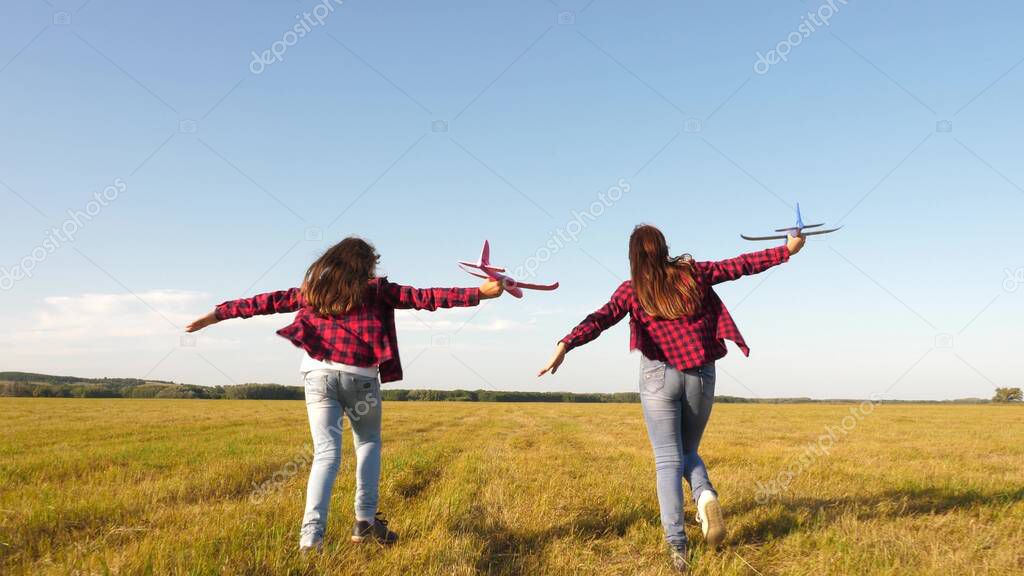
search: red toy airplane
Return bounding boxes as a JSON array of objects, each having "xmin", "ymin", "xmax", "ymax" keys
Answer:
[{"xmin": 458, "ymin": 241, "xmax": 559, "ymax": 299}]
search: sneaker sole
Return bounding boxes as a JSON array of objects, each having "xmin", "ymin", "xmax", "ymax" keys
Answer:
[{"xmin": 702, "ymin": 499, "xmax": 726, "ymax": 548}]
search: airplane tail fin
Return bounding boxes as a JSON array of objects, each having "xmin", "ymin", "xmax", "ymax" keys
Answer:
[
  {"xmin": 795, "ymin": 202, "xmax": 803, "ymax": 229},
  {"xmin": 480, "ymin": 240, "xmax": 491, "ymax": 266}
]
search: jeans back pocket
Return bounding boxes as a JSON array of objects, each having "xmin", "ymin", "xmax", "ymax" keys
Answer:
[
  {"xmin": 641, "ymin": 363, "xmax": 667, "ymax": 394},
  {"xmin": 303, "ymin": 371, "xmax": 331, "ymax": 403},
  {"xmin": 342, "ymin": 374, "xmax": 381, "ymax": 423}
]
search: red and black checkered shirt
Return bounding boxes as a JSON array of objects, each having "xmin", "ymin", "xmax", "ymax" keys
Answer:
[
  {"xmin": 560, "ymin": 246, "xmax": 790, "ymax": 371},
  {"xmin": 214, "ymin": 277, "xmax": 481, "ymax": 383}
]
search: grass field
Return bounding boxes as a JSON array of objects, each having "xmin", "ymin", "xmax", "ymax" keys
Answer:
[{"xmin": 1, "ymin": 398, "xmax": 1022, "ymax": 575}]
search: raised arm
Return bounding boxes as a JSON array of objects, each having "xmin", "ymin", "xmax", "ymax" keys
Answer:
[
  {"xmin": 538, "ymin": 282, "xmax": 631, "ymax": 376},
  {"xmin": 696, "ymin": 236, "xmax": 802, "ymax": 285},
  {"xmin": 185, "ymin": 288, "xmax": 303, "ymax": 332},
  {"xmin": 380, "ymin": 278, "xmax": 502, "ymax": 310}
]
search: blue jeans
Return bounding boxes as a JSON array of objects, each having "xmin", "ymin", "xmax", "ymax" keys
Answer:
[
  {"xmin": 300, "ymin": 369, "xmax": 383, "ymax": 545},
  {"xmin": 639, "ymin": 355, "xmax": 716, "ymax": 550}
]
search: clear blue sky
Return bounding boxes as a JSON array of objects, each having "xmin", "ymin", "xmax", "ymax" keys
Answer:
[{"xmin": 2, "ymin": 0, "xmax": 1021, "ymax": 399}]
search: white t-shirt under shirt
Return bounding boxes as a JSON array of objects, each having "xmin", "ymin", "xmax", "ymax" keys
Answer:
[{"xmin": 299, "ymin": 351, "xmax": 379, "ymax": 379}]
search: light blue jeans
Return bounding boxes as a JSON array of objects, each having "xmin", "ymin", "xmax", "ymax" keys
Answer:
[
  {"xmin": 639, "ymin": 355, "xmax": 717, "ymax": 550},
  {"xmin": 300, "ymin": 369, "xmax": 383, "ymax": 545}
]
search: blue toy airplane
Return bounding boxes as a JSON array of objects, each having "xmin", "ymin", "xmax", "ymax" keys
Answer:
[{"xmin": 741, "ymin": 203, "xmax": 841, "ymax": 241}]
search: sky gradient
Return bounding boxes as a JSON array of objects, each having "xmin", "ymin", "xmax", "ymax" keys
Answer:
[{"xmin": 2, "ymin": 0, "xmax": 1022, "ymax": 399}]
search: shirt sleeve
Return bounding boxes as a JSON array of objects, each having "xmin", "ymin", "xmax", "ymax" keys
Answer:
[
  {"xmin": 380, "ymin": 279, "xmax": 481, "ymax": 311},
  {"xmin": 559, "ymin": 282, "xmax": 631, "ymax": 352},
  {"xmin": 214, "ymin": 288, "xmax": 303, "ymax": 320},
  {"xmin": 695, "ymin": 245, "xmax": 790, "ymax": 285}
]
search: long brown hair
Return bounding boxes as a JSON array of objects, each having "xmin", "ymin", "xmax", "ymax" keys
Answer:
[
  {"xmin": 302, "ymin": 236, "xmax": 379, "ymax": 316},
  {"xmin": 629, "ymin": 224, "xmax": 701, "ymax": 319}
]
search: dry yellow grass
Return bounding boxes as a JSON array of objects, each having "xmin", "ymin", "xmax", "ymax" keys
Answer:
[{"xmin": 1, "ymin": 398, "xmax": 1022, "ymax": 575}]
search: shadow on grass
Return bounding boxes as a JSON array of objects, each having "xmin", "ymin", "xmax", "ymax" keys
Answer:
[
  {"xmin": 728, "ymin": 485, "xmax": 1024, "ymax": 545},
  {"xmin": 452, "ymin": 503, "xmax": 658, "ymax": 576},
  {"xmin": 386, "ymin": 447, "xmax": 464, "ymax": 500}
]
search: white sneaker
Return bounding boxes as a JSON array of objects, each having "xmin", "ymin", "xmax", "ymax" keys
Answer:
[
  {"xmin": 696, "ymin": 490, "xmax": 726, "ymax": 548},
  {"xmin": 298, "ymin": 535, "xmax": 323, "ymax": 554}
]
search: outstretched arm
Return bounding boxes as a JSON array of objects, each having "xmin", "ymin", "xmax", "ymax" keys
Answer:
[
  {"xmin": 697, "ymin": 235, "xmax": 803, "ymax": 285},
  {"xmin": 538, "ymin": 282, "xmax": 630, "ymax": 377},
  {"xmin": 381, "ymin": 279, "xmax": 502, "ymax": 310},
  {"xmin": 185, "ymin": 288, "xmax": 303, "ymax": 332}
]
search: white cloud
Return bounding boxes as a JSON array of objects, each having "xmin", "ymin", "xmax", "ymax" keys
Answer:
[{"xmin": 0, "ymin": 290, "xmax": 240, "ymax": 355}]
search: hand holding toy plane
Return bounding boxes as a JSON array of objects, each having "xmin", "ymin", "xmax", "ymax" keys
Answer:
[{"xmin": 459, "ymin": 241, "xmax": 559, "ymax": 299}]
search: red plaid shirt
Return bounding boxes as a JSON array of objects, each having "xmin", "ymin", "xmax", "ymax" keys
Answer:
[
  {"xmin": 560, "ymin": 246, "xmax": 790, "ymax": 371},
  {"xmin": 214, "ymin": 278, "xmax": 481, "ymax": 383}
]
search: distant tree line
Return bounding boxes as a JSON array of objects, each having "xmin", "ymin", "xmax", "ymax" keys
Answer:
[
  {"xmin": 0, "ymin": 379, "xmax": 226, "ymax": 399},
  {"xmin": 1, "ymin": 373, "xmax": 1019, "ymax": 404},
  {"xmin": 0, "ymin": 373, "xmax": 640, "ymax": 402},
  {"xmin": 0, "ymin": 379, "xmax": 634, "ymax": 403}
]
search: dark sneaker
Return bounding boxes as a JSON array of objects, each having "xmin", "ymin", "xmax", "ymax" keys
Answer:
[
  {"xmin": 670, "ymin": 546, "xmax": 690, "ymax": 573},
  {"xmin": 351, "ymin": 512, "xmax": 399, "ymax": 545}
]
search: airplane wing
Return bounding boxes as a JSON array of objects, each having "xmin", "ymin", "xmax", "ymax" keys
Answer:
[
  {"xmin": 775, "ymin": 223, "xmax": 824, "ymax": 232},
  {"xmin": 800, "ymin": 226, "xmax": 842, "ymax": 237},
  {"xmin": 458, "ymin": 261, "xmax": 507, "ymax": 273},
  {"xmin": 513, "ymin": 281, "xmax": 559, "ymax": 291},
  {"xmin": 740, "ymin": 233, "xmax": 789, "ymax": 241},
  {"xmin": 458, "ymin": 265, "xmax": 491, "ymax": 279}
]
